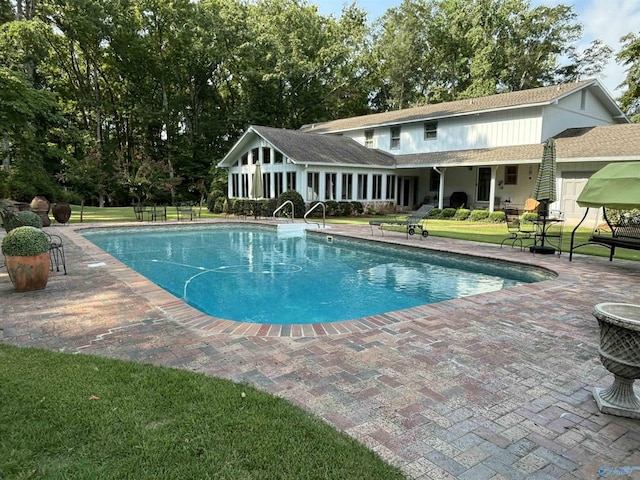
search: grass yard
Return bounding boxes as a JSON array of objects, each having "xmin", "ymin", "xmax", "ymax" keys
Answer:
[
  {"xmin": 361, "ymin": 216, "xmax": 640, "ymax": 262},
  {"xmin": 0, "ymin": 344, "xmax": 405, "ymax": 480},
  {"xmin": 62, "ymin": 205, "xmax": 640, "ymax": 261}
]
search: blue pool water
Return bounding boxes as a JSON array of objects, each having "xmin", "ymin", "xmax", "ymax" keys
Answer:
[{"xmin": 82, "ymin": 225, "xmax": 551, "ymax": 324}]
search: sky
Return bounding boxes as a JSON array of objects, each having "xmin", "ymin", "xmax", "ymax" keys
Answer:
[{"xmin": 314, "ymin": 0, "xmax": 640, "ymax": 96}]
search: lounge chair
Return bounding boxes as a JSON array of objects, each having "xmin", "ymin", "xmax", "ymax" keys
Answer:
[
  {"xmin": 370, "ymin": 204, "xmax": 435, "ymax": 238},
  {"xmin": 500, "ymin": 208, "xmax": 535, "ymax": 251}
]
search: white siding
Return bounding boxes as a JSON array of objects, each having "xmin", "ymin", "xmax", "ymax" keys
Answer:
[
  {"xmin": 541, "ymin": 91, "xmax": 615, "ymax": 140},
  {"xmin": 344, "ymin": 108, "xmax": 544, "ymax": 154}
]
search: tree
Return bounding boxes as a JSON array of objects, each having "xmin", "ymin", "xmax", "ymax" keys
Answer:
[{"xmin": 617, "ymin": 32, "xmax": 640, "ymax": 122}]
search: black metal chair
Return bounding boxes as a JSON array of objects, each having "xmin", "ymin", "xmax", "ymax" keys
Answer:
[
  {"xmin": 45, "ymin": 232, "xmax": 67, "ymax": 274},
  {"xmin": 500, "ymin": 208, "xmax": 535, "ymax": 251}
]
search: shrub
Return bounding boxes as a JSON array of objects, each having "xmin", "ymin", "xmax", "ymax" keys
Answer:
[
  {"xmin": 521, "ymin": 212, "xmax": 538, "ymax": 223},
  {"xmin": 2, "ymin": 226, "xmax": 50, "ymax": 256},
  {"xmin": 440, "ymin": 208, "xmax": 456, "ymax": 219},
  {"xmin": 468, "ymin": 209, "xmax": 490, "ymax": 222},
  {"xmin": 325, "ymin": 200, "xmax": 339, "ymax": 216},
  {"xmin": 3, "ymin": 210, "xmax": 43, "ymax": 232},
  {"xmin": 488, "ymin": 211, "xmax": 506, "ymax": 223},
  {"xmin": 277, "ymin": 190, "xmax": 306, "ymax": 218},
  {"xmin": 338, "ymin": 202, "xmax": 353, "ymax": 216},
  {"xmin": 428, "ymin": 208, "xmax": 441, "ymax": 218},
  {"xmin": 607, "ymin": 208, "xmax": 640, "ymax": 224},
  {"xmin": 351, "ymin": 201, "xmax": 364, "ymax": 215},
  {"xmin": 454, "ymin": 208, "xmax": 471, "ymax": 221}
]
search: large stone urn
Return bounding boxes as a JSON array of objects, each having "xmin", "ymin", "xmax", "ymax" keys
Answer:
[
  {"xmin": 30, "ymin": 195, "xmax": 51, "ymax": 227},
  {"xmin": 592, "ymin": 303, "xmax": 640, "ymax": 419}
]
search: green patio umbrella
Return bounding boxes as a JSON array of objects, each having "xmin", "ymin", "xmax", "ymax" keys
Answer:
[
  {"xmin": 533, "ymin": 137, "xmax": 557, "ymax": 216},
  {"xmin": 250, "ymin": 163, "xmax": 264, "ymax": 199}
]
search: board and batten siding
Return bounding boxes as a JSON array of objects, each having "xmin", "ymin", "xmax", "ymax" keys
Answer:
[
  {"xmin": 344, "ymin": 108, "xmax": 543, "ymax": 155},
  {"xmin": 541, "ymin": 91, "xmax": 615, "ymax": 140}
]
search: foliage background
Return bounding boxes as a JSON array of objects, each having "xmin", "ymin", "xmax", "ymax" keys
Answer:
[{"xmin": 0, "ymin": 0, "xmax": 638, "ymax": 206}]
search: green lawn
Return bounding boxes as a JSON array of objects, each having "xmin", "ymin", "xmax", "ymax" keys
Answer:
[
  {"xmin": 0, "ymin": 344, "xmax": 404, "ymax": 480},
  {"xmin": 63, "ymin": 205, "xmax": 640, "ymax": 261}
]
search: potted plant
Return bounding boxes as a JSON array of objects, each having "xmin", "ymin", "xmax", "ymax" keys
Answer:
[{"xmin": 1, "ymin": 226, "xmax": 51, "ymax": 291}]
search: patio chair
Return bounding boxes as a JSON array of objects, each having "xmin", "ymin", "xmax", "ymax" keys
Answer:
[
  {"xmin": 500, "ymin": 208, "xmax": 535, "ymax": 251},
  {"xmin": 370, "ymin": 204, "xmax": 435, "ymax": 238},
  {"xmin": 45, "ymin": 232, "xmax": 67, "ymax": 274},
  {"xmin": 149, "ymin": 205, "xmax": 167, "ymax": 221}
]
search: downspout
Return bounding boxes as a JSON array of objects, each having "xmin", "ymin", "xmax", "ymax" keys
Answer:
[{"xmin": 433, "ymin": 166, "xmax": 445, "ymax": 210}]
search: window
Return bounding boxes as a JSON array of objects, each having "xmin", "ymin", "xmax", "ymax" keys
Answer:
[
  {"xmin": 274, "ymin": 172, "xmax": 283, "ymax": 197},
  {"xmin": 231, "ymin": 174, "xmax": 239, "ymax": 197},
  {"xmin": 275, "ymin": 151, "xmax": 284, "ymax": 163},
  {"xmin": 386, "ymin": 175, "xmax": 396, "ymax": 200},
  {"xmin": 241, "ymin": 174, "xmax": 249, "ymax": 198},
  {"xmin": 262, "ymin": 147, "xmax": 271, "ymax": 164},
  {"xmin": 390, "ymin": 127, "xmax": 401, "ymax": 149},
  {"xmin": 286, "ymin": 172, "xmax": 296, "ymax": 191},
  {"xmin": 424, "ymin": 121, "xmax": 438, "ymax": 140},
  {"xmin": 372, "ymin": 174, "xmax": 382, "ymax": 200},
  {"xmin": 504, "ymin": 166, "xmax": 518, "ymax": 185},
  {"xmin": 241, "ymin": 153, "xmax": 248, "ymax": 165},
  {"xmin": 357, "ymin": 174, "xmax": 368, "ymax": 200},
  {"xmin": 263, "ymin": 173, "xmax": 271, "ymax": 198},
  {"xmin": 251, "ymin": 148, "xmax": 259, "ymax": 164},
  {"xmin": 365, "ymin": 130, "xmax": 374, "ymax": 148},
  {"xmin": 325, "ymin": 173, "xmax": 337, "ymax": 200},
  {"xmin": 341, "ymin": 174, "xmax": 353, "ymax": 200},
  {"xmin": 430, "ymin": 170, "xmax": 440, "ymax": 191},
  {"xmin": 307, "ymin": 172, "xmax": 319, "ymax": 201}
]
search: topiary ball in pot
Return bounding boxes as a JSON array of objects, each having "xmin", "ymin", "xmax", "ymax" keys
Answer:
[
  {"xmin": 2, "ymin": 226, "xmax": 51, "ymax": 291},
  {"xmin": 6, "ymin": 210, "xmax": 43, "ymax": 231}
]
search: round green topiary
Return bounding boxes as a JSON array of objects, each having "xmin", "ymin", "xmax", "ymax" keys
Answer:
[
  {"xmin": 1, "ymin": 226, "xmax": 50, "ymax": 257},
  {"xmin": 6, "ymin": 211, "xmax": 43, "ymax": 230}
]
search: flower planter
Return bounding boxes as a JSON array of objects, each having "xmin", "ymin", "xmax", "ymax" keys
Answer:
[
  {"xmin": 592, "ymin": 303, "xmax": 640, "ymax": 419},
  {"xmin": 5, "ymin": 252, "xmax": 51, "ymax": 292}
]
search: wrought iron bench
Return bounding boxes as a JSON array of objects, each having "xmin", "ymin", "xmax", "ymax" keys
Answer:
[{"xmin": 570, "ymin": 208, "xmax": 640, "ymax": 261}]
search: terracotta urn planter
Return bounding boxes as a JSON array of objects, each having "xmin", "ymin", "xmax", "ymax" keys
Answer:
[
  {"xmin": 52, "ymin": 203, "xmax": 72, "ymax": 224},
  {"xmin": 5, "ymin": 252, "xmax": 51, "ymax": 291},
  {"xmin": 30, "ymin": 195, "xmax": 51, "ymax": 227},
  {"xmin": 593, "ymin": 303, "xmax": 640, "ymax": 419},
  {"xmin": 1, "ymin": 226, "xmax": 51, "ymax": 292}
]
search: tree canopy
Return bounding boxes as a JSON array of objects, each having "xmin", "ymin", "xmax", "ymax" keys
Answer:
[{"xmin": 0, "ymin": 0, "xmax": 635, "ymax": 205}]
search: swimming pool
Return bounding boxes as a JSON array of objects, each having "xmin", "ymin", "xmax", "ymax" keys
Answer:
[{"xmin": 82, "ymin": 225, "xmax": 552, "ymax": 324}]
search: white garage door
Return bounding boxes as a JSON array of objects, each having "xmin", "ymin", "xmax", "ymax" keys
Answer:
[{"xmin": 561, "ymin": 172, "xmax": 599, "ymax": 224}]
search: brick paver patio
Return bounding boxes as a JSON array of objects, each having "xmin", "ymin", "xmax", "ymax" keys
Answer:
[{"xmin": 1, "ymin": 220, "xmax": 639, "ymax": 479}]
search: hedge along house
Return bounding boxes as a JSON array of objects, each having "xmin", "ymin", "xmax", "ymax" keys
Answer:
[{"xmin": 218, "ymin": 79, "xmax": 639, "ymax": 223}]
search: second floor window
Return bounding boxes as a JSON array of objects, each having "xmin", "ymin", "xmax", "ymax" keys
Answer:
[
  {"xmin": 390, "ymin": 127, "xmax": 401, "ymax": 150},
  {"xmin": 365, "ymin": 130, "xmax": 374, "ymax": 148},
  {"xmin": 424, "ymin": 121, "xmax": 438, "ymax": 140}
]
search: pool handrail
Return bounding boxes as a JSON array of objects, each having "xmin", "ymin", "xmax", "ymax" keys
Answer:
[
  {"xmin": 272, "ymin": 200, "xmax": 294, "ymax": 223},
  {"xmin": 304, "ymin": 202, "xmax": 325, "ymax": 229}
]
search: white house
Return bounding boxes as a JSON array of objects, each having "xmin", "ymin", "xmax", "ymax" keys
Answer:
[{"xmin": 218, "ymin": 79, "xmax": 639, "ymax": 222}]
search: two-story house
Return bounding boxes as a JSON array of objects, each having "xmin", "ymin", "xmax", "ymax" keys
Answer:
[{"xmin": 218, "ymin": 79, "xmax": 638, "ymax": 222}]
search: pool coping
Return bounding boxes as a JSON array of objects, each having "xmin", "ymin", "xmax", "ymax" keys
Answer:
[{"xmin": 67, "ymin": 219, "xmax": 568, "ymax": 338}]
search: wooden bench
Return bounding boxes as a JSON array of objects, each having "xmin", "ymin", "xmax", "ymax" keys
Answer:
[{"xmin": 570, "ymin": 208, "xmax": 640, "ymax": 261}]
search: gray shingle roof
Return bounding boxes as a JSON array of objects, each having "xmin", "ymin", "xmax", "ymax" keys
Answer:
[
  {"xmin": 300, "ymin": 80, "xmax": 610, "ymax": 134},
  {"xmin": 396, "ymin": 124, "xmax": 640, "ymax": 168},
  {"xmin": 252, "ymin": 126, "xmax": 395, "ymax": 167}
]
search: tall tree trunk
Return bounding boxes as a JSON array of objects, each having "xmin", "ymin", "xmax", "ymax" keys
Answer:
[{"xmin": 161, "ymin": 74, "xmax": 176, "ymax": 204}]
